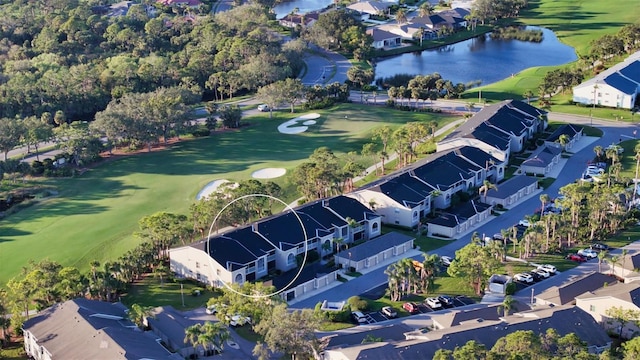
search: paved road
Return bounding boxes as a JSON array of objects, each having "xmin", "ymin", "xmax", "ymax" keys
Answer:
[
  {"xmin": 290, "ymin": 113, "xmax": 636, "ymax": 309},
  {"xmin": 300, "ymin": 45, "xmax": 350, "ymax": 86}
]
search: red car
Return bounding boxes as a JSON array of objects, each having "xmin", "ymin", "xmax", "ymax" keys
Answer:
[
  {"xmin": 403, "ymin": 302, "xmax": 419, "ymax": 314},
  {"xmin": 567, "ymin": 253, "xmax": 587, "ymax": 262}
]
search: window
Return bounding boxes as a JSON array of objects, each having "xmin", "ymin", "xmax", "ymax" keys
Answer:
[
  {"xmin": 235, "ymin": 273, "xmax": 243, "ymax": 284},
  {"xmin": 257, "ymin": 258, "xmax": 265, "ymax": 271},
  {"xmin": 342, "ymin": 227, "xmax": 348, "ymax": 236},
  {"xmin": 372, "ymin": 222, "xmax": 379, "ymax": 231},
  {"xmin": 195, "ymin": 262, "xmax": 200, "ymax": 269},
  {"xmin": 196, "ymin": 273, "xmax": 201, "ymax": 280},
  {"xmin": 216, "ymin": 269, "xmax": 221, "ymax": 276},
  {"xmin": 394, "ymin": 208, "xmax": 400, "ymax": 214},
  {"xmin": 590, "ymin": 305, "xmax": 596, "ymax": 312},
  {"xmin": 287, "ymin": 253, "xmax": 295, "ymax": 265},
  {"xmin": 413, "ymin": 211, "xmax": 418, "ymax": 219}
]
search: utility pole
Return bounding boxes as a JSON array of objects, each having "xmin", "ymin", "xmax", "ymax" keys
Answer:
[{"xmin": 590, "ymin": 82, "xmax": 599, "ymax": 126}]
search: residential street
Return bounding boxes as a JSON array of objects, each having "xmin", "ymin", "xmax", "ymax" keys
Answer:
[{"xmin": 290, "ymin": 113, "xmax": 638, "ymax": 310}]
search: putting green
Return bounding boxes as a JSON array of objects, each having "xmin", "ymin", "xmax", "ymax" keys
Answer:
[{"xmin": 0, "ymin": 104, "xmax": 456, "ymax": 286}]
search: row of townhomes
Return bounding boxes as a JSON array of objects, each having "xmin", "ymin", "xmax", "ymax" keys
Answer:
[
  {"xmin": 573, "ymin": 50, "xmax": 640, "ymax": 110},
  {"xmin": 324, "ymin": 249, "xmax": 640, "ymax": 359},
  {"xmin": 168, "ymin": 99, "xmax": 549, "ymax": 301}
]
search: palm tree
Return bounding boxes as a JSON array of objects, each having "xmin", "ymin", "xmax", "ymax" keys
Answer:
[
  {"xmin": 420, "ymin": 253, "xmax": 440, "ymax": 293},
  {"xmin": 128, "ymin": 303, "xmax": 155, "ymax": 330},
  {"xmin": 430, "ymin": 189, "xmax": 441, "ymax": 216},
  {"xmin": 598, "ymin": 250, "xmax": 609, "ymax": 273},
  {"xmin": 557, "ymin": 134, "xmax": 570, "ymax": 150},
  {"xmin": 539, "ymin": 194, "xmax": 550, "ymax": 215},
  {"xmin": 395, "ymin": 9, "xmax": 407, "ymax": 24},
  {"xmin": 606, "ymin": 147, "xmax": 620, "ymax": 167},
  {"xmin": 498, "ymin": 295, "xmax": 515, "ymax": 316},
  {"xmin": 478, "ymin": 180, "xmax": 497, "ymax": 202},
  {"xmin": 465, "ymin": 102, "xmax": 475, "ymax": 115},
  {"xmin": 593, "ymin": 145, "xmax": 604, "ymax": 161},
  {"xmin": 185, "ymin": 322, "xmax": 229, "ymax": 357},
  {"xmin": 418, "ymin": 2, "xmax": 434, "ymax": 17},
  {"xmin": 334, "ymin": 237, "xmax": 345, "ymax": 267},
  {"xmin": 609, "ymin": 255, "xmax": 620, "ymax": 277}
]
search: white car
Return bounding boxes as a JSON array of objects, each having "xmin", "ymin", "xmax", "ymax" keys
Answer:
[
  {"xmin": 531, "ymin": 268, "xmax": 550, "ymax": 279},
  {"xmin": 441, "ymin": 256, "xmax": 452, "ymax": 267},
  {"xmin": 227, "ymin": 314, "xmax": 251, "ymax": 327},
  {"xmin": 352, "ymin": 311, "xmax": 368, "ymax": 324},
  {"xmin": 425, "ymin": 297, "xmax": 442, "ymax": 309},
  {"xmin": 518, "ymin": 219, "xmax": 531, "ymax": 227},
  {"xmin": 537, "ymin": 264, "xmax": 557, "ymax": 274},
  {"xmin": 381, "ymin": 306, "xmax": 397, "ymax": 318},
  {"xmin": 578, "ymin": 248, "xmax": 598, "ymax": 259},
  {"xmin": 257, "ymin": 104, "xmax": 270, "ymax": 112},
  {"xmin": 514, "ymin": 273, "xmax": 534, "ymax": 283}
]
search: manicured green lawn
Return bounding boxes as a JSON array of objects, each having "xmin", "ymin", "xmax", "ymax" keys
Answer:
[
  {"xmin": 464, "ymin": 0, "xmax": 640, "ymax": 105},
  {"xmin": 0, "ymin": 105, "xmax": 456, "ymax": 286},
  {"xmin": 121, "ymin": 276, "xmax": 214, "ymax": 310}
]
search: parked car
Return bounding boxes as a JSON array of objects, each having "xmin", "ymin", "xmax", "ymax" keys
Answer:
[
  {"xmin": 531, "ymin": 268, "xmax": 550, "ymax": 279},
  {"xmin": 403, "ymin": 302, "xmax": 419, "ymax": 314},
  {"xmin": 438, "ymin": 295, "xmax": 455, "ymax": 307},
  {"xmin": 257, "ymin": 104, "xmax": 270, "ymax": 112},
  {"xmin": 518, "ymin": 219, "xmax": 532, "ymax": 227},
  {"xmin": 528, "ymin": 271, "xmax": 542, "ymax": 282},
  {"xmin": 381, "ymin": 306, "xmax": 397, "ymax": 318},
  {"xmin": 537, "ymin": 264, "xmax": 557, "ymax": 274},
  {"xmin": 567, "ymin": 253, "xmax": 587, "ymax": 262},
  {"xmin": 205, "ymin": 305, "xmax": 217, "ymax": 315},
  {"xmin": 441, "ymin": 256, "xmax": 452, "ymax": 267},
  {"xmin": 578, "ymin": 248, "xmax": 598, "ymax": 259},
  {"xmin": 590, "ymin": 242, "xmax": 610, "ymax": 251},
  {"xmin": 425, "ymin": 297, "xmax": 442, "ymax": 309},
  {"xmin": 514, "ymin": 273, "xmax": 534, "ymax": 283},
  {"xmin": 607, "ymin": 144, "xmax": 624, "ymax": 155},
  {"xmin": 228, "ymin": 314, "xmax": 251, "ymax": 327},
  {"xmin": 352, "ymin": 311, "xmax": 368, "ymax": 324}
]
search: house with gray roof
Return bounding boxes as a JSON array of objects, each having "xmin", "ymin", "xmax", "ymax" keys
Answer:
[
  {"xmin": 23, "ymin": 299, "xmax": 179, "ymax": 360},
  {"xmin": 545, "ymin": 124, "xmax": 584, "ymax": 150},
  {"xmin": 520, "ymin": 145, "xmax": 562, "ymax": 176},
  {"xmin": 576, "ymin": 281, "xmax": 640, "ymax": 339},
  {"xmin": 323, "ymin": 305, "xmax": 611, "ymax": 359},
  {"xmin": 347, "ymin": 0, "xmax": 390, "ymax": 20},
  {"xmin": 169, "ymin": 195, "xmax": 380, "ymax": 300},
  {"xmin": 425, "ymin": 200, "xmax": 492, "ymax": 238},
  {"xmin": 334, "ymin": 232, "xmax": 415, "ymax": 272},
  {"xmin": 573, "ymin": 50, "xmax": 640, "ymax": 109},
  {"xmin": 483, "ymin": 175, "xmax": 538, "ymax": 208},
  {"xmin": 608, "ymin": 246, "xmax": 640, "ymax": 282},
  {"xmin": 431, "ymin": 304, "xmax": 502, "ymax": 329},
  {"xmin": 366, "ymin": 28, "xmax": 402, "ymax": 49},
  {"xmin": 147, "ymin": 306, "xmax": 207, "ymax": 358},
  {"xmin": 535, "ymin": 271, "xmax": 617, "ymax": 306},
  {"xmin": 348, "ymin": 171, "xmax": 433, "ymax": 228},
  {"xmin": 454, "ymin": 145, "xmax": 507, "ymax": 183},
  {"xmin": 438, "ymin": 100, "xmax": 546, "ymax": 160}
]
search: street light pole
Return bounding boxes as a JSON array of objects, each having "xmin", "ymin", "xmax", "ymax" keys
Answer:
[{"xmin": 591, "ymin": 82, "xmax": 598, "ymax": 126}]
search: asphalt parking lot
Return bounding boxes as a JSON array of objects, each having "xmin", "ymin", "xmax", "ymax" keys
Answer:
[{"xmin": 354, "ymin": 294, "xmax": 476, "ymax": 325}]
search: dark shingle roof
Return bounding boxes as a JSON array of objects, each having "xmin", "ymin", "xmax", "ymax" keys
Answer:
[
  {"xmin": 455, "ymin": 146, "xmax": 502, "ymax": 168},
  {"xmin": 505, "ymin": 99, "xmax": 547, "ymax": 118},
  {"xmin": 255, "ymin": 211, "xmax": 325, "ymax": 250},
  {"xmin": 618, "ymin": 60, "xmax": 640, "ymax": 83},
  {"xmin": 375, "ymin": 172, "xmax": 434, "ymax": 206},
  {"xmin": 449, "ymin": 200, "xmax": 492, "ymax": 218},
  {"xmin": 335, "ymin": 232, "xmax": 414, "ymax": 262},
  {"xmin": 297, "ymin": 200, "xmax": 347, "ymax": 229},
  {"xmin": 604, "ymin": 72, "xmax": 638, "ymax": 95},
  {"xmin": 522, "ymin": 145, "xmax": 562, "ymax": 168},
  {"xmin": 366, "ymin": 28, "xmax": 399, "ymax": 41},
  {"xmin": 427, "ymin": 213, "xmax": 460, "ymax": 227},
  {"xmin": 485, "ymin": 175, "xmax": 538, "ymax": 199},
  {"xmin": 546, "ymin": 124, "xmax": 583, "ymax": 143},
  {"xmin": 411, "ymin": 152, "xmax": 476, "ymax": 190},
  {"xmin": 270, "ymin": 261, "xmax": 336, "ymax": 290},
  {"xmin": 322, "ymin": 195, "xmax": 379, "ymax": 222}
]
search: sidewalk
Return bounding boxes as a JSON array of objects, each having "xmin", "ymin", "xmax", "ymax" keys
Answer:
[{"xmin": 287, "ymin": 248, "xmax": 423, "ymax": 306}]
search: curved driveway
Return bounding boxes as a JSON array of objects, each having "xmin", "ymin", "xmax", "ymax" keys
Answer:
[
  {"xmin": 300, "ymin": 46, "xmax": 350, "ymax": 86},
  {"xmin": 290, "ymin": 114, "xmax": 639, "ymax": 309}
]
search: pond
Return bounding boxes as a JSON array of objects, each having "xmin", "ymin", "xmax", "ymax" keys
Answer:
[
  {"xmin": 373, "ymin": 27, "xmax": 577, "ymax": 86},
  {"xmin": 272, "ymin": 0, "xmax": 334, "ymax": 19}
]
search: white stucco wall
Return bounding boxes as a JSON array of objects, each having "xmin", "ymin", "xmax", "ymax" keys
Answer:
[{"xmin": 348, "ymin": 189, "xmax": 419, "ymax": 227}]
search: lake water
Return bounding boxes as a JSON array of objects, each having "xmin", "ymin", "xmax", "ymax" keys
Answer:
[
  {"xmin": 373, "ymin": 27, "xmax": 578, "ymax": 86},
  {"xmin": 273, "ymin": 0, "xmax": 334, "ymax": 18}
]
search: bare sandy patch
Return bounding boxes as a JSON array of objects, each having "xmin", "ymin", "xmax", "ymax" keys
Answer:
[
  {"xmin": 277, "ymin": 113, "xmax": 321, "ymax": 134},
  {"xmin": 252, "ymin": 168, "xmax": 287, "ymax": 179},
  {"xmin": 196, "ymin": 180, "xmax": 238, "ymax": 200}
]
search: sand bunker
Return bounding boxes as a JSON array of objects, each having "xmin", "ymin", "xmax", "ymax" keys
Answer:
[
  {"xmin": 252, "ymin": 168, "xmax": 286, "ymax": 179},
  {"xmin": 278, "ymin": 113, "xmax": 321, "ymax": 134},
  {"xmin": 196, "ymin": 180, "xmax": 237, "ymax": 200}
]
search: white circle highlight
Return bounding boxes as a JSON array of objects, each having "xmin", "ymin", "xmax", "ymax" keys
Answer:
[{"xmin": 206, "ymin": 194, "xmax": 308, "ymax": 298}]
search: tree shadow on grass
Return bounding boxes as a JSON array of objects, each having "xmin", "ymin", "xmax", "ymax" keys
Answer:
[{"xmin": 0, "ymin": 226, "xmax": 31, "ymax": 242}]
